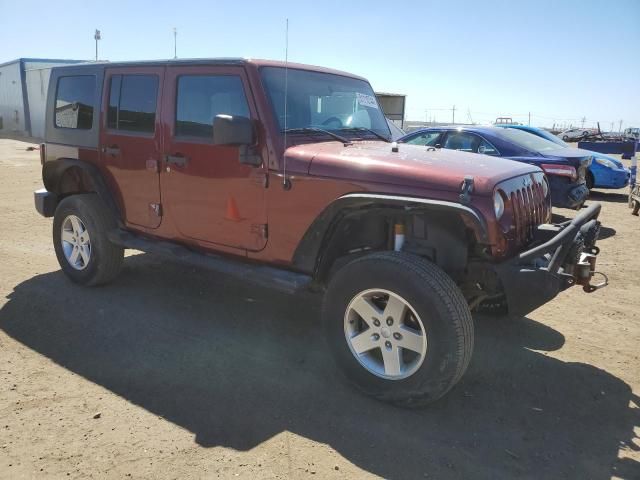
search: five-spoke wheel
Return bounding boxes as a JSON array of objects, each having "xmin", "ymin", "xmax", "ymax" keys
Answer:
[
  {"xmin": 323, "ymin": 251, "xmax": 474, "ymax": 407},
  {"xmin": 53, "ymin": 194, "xmax": 123, "ymax": 286},
  {"xmin": 61, "ymin": 215, "xmax": 92, "ymax": 270},
  {"xmin": 345, "ymin": 289, "xmax": 427, "ymax": 380}
]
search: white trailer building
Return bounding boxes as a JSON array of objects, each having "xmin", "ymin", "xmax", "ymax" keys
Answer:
[{"xmin": 0, "ymin": 58, "xmax": 85, "ymax": 138}]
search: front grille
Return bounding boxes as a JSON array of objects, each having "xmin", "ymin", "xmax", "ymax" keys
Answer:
[{"xmin": 500, "ymin": 172, "xmax": 550, "ymax": 246}]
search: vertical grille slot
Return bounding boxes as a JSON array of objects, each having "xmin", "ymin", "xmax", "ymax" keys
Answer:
[{"xmin": 506, "ymin": 175, "xmax": 549, "ymax": 246}]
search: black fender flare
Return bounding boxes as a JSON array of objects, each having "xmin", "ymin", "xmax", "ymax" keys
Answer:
[
  {"xmin": 42, "ymin": 158, "xmax": 123, "ymax": 226},
  {"xmin": 292, "ymin": 193, "xmax": 488, "ymax": 276}
]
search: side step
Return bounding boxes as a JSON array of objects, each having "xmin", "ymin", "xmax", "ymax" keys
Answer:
[{"xmin": 107, "ymin": 229, "xmax": 312, "ymax": 294}]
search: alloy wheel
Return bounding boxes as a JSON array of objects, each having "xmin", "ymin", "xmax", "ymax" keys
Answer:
[
  {"xmin": 61, "ymin": 215, "xmax": 91, "ymax": 270},
  {"xmin": 344, "ymin": 288, "xmax": 427, "ymax": 380}
]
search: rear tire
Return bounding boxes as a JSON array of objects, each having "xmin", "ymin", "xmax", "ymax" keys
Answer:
[
  {"xmin": 586, "ymin": 171, "xmax": 595, "ymax": 190},
  {"xmin": 53, "ymin": 194, "xmax": 123, "ymax": 286},
  {"xmin": 322, "ymin": 251, "xmax": 474, "ymax": 407}
]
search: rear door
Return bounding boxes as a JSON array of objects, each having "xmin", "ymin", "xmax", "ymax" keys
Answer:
[
  {"xmin": 160, "ymin": 65, "xmax": 267, "ymax": 252},
  {"xmin": 101, "ymin": 67, "xmax": 164, "ymax": 228}
]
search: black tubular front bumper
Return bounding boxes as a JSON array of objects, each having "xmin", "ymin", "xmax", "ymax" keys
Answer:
[{"xmin": 494, "ymin": 202, "xmax": 606, "ymax": 317}]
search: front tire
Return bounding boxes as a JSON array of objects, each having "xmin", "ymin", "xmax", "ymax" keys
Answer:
[
  {"xmin": 53, "ymin": 194, "xmax": 123, "ymax": 286},
  {"xmin": 586, "ymin": 171, "xmax": 595, "ymax": 190},
  {"xmin": 322, "ymin": 252, "xmax": 474, "ymax": 407}
]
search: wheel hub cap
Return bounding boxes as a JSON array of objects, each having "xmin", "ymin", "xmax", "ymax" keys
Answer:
[
  {"xmin": 61, "ymin": 215, "xmax": 91, "ymax": 271},
  {"xmin": 344, "ymin": 288, "xmax": 428, "ymax": 380}
]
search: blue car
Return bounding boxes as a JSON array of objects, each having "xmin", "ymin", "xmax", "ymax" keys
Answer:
[
  {"xmin": 398, "ymin": 126, "xmax": 592, "ymax": 209},
  {"xmin": 497, "ymin": 125, "xmax": 630, "ymax": 189}
]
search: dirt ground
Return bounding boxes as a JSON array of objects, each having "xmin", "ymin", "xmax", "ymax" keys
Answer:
[{"xmin": 0, "ymin": 137, "xmax": 638, "ymax": 479}]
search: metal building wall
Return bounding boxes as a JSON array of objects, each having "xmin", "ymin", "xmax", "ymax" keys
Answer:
[
  {"xmin": 0, "ymin": 60, "xmax": 27, "ymax": 135},
  {"xmin": 0, "ymin": 59, "xmax": 85, "ymax": 138},
  {"xmin": 375, "ymin": 93, "xmax": 406, "ymax": 129},
  {"xmin": 24, "ymin": 68, "xmax": 50, "ymax": 139}
]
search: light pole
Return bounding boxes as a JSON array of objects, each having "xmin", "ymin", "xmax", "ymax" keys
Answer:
[
  {"xmin": 94, "ymin": 29, "xmax": 101, "ymax": 61},
  {"xmin": 173, "ymin": 27, "xmax": 177, "ymax": 59}
]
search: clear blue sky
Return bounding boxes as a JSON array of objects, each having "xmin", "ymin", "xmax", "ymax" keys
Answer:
[{"xmin": 2, "ymin": 0, "xmax": 638, "ymax": 129}]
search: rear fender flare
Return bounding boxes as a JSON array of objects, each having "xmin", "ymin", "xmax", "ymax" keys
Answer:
[
  {"xmin": 43, "ymin": 158, "xmax": 122, "ymax": 225},
  {"xmin": 292, "ymin": 193, "xmax": 488, "ymax": 277}
]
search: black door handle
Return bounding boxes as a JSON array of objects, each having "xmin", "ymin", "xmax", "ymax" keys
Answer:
[
  {"xmin": 165, "ymin": 154, "xmax": 189, "ymax": 167},
  {"xmin": 102, "ymin": 145, "xmax": 120, "ymax": 156}
]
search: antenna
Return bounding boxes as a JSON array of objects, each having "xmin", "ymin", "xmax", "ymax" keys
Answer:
[{"xmin": 282, "ymin": 18, "xmax": 291, "ymax": 190}]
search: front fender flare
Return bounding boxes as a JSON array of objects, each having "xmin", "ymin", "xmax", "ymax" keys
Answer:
[{"xmin": 292, "ymin": 193, "xmax": 488, "ymax": 275}]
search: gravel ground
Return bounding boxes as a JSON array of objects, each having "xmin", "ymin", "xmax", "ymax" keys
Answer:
[{"xmin": 0, "ymin": 138, "xmax": 638, "ymax": 479}]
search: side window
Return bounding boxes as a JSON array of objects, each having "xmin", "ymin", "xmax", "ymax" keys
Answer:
[
  {"xmin": 477, "ymin": 138, "xmax": 500, "ymax": 156},
  {"xmin": 443, "ymin": 132, "xmax": 477, "ymax": 152},
  {"xmin": 403, "ymin": 131, "xmax": 441, "ymax": 146},
  {"xmin": 444, "ymin": 132, "xmax": 500, "ymax": 155},
  {"xmin": 107, "ymin": 74, "xmax": 159, "ymax": 133},
  {"xmin": 175, "ymin": 75, "xmax": 250, "ymax": 139},
  {"xmin": 55, "ymin": 75, "xmax": 96, "ymax": 129}
]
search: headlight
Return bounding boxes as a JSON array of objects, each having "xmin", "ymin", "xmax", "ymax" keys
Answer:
[
  {"xmin": 493, "ymin": 191, "xmax": 505, "ymax": 220},
  {"xmin": 542, "ymin": 177, "xmax": 549, "ymax": 197},
  {"xmin": 595, "ymin": 157, "xmax": 616, "ymax": 169}
]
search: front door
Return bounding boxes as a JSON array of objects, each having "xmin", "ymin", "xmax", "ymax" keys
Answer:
[
  {"xmin": 101, "ymin": 67, "xmax": 164, "ymax": 228},
  {"xmin": 160, "ymin": 65, "xmax": 267, "ymax": 252}
]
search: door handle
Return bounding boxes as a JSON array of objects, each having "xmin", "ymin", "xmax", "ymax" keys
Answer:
[
  {"xmin": 102, "ymin": 145, "xmax": 120, "ymax": 156},
  {"xmin": 165, "ymin": 154, "xmax": 189, "ymax": 167}
]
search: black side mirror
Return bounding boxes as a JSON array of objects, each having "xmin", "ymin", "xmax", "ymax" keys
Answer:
[{"xmin": 212, "ymin": 114, "xmax": 262, "ymax": 166}]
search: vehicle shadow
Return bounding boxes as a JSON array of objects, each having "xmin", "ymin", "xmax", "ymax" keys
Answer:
[
  {"xmin": 589, "ymin": 190, "xmax": 629, "ymax": 204},
  {"xmin": 1, "ymin": 254, "xmax": 638, "ymax": 479},
  {"xmin": 551, "ymin": 212, "xmax": 617, "ymax": 240}
]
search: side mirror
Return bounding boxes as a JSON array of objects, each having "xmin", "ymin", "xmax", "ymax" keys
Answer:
[
  {"xmin": 212, "ymin": 114, "xmax": 262, "ymax": 167},
  {"xmin": 212, "ymin": 114, "xmax": 254, "ymax": 146}
]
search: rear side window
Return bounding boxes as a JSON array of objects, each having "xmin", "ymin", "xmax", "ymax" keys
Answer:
[
  {"xmin": 55, "ymin": 76, "xmax": 96, "ymax": 129},
  {"xmin": 107, "ymin": 74, "xmax": 159, "ymax": 133},
  {"xmin": 403, "ymin": 131, "xmax": 441, "ymax": 146},
  {"xmin": 175, "ymin": 75, "xmax": 249, "ymax": 138},
  {"xmin": 443, "ymin": 132, "xmax": 476, "ymax": 152},
  {"xmin": 443, "ymin": 132, "xmax": 500, "ymax": 156}
]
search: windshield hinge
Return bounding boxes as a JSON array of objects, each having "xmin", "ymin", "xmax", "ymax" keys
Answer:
[{"xmin": 459, "ymin": 176, "xmax": 474, "ymax": 204}]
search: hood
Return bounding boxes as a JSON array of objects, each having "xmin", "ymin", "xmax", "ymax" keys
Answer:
[
  {"xmin": 293, "ymin": 141, "xmax": 541, "ymax": 195},
  {"xmin": 591, "ymin": 152, "xmax": 625, "ymax": 169}
]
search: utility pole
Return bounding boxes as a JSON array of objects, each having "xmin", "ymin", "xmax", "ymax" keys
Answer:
[
  {"xmin": 451, "ymin": 105, "xmax": 456, "ymax": 124},
  {"xmin": 94, "ymin": 29, "xmax": 101, "ymax": 61},
  {"xmin": 581, "ymin": 116, "xmax": 586, "ymax": 128},
  {"xmin": 173, "ymin": 27, "xmax": 177, "ymax": 59},
  {"xmin": 619, "ymin": 120, "xmax": 623, "ymax": 133},
  {"xmin": 528, "ymin": 112, "xmax": 531, "ymax": 126}
]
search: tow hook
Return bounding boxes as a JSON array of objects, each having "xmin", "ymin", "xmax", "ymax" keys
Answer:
[{"xmin": 575, "ymin": 252, "xmax": 608, "ymax": 292}]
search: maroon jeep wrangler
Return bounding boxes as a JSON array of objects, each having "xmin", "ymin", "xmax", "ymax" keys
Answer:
[{"xmin": 34, "ymin": 59, "xmax": 606, "ymax": 406}]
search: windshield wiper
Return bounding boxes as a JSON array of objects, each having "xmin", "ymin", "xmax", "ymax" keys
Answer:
[
  {"xmin": 339, "ymin": 127, "xmax": 391, "ymax": 142},
  {"xmin": 283, "ymin": 127, "xmax": 352, "ymax": 146}
]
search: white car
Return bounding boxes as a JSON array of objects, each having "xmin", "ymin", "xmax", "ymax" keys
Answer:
[
  {"xmin": 558, "ymin": 128, "xmax": 592, "ymax": 142},
  {"xmin": 623, "ymin": 127, "xmax": 639, "ymax": 141}
]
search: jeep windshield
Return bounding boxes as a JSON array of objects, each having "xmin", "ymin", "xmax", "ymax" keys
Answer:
[{"xmin": 260, "ymin": 66, "xmax": 391, "ymax": 141}]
